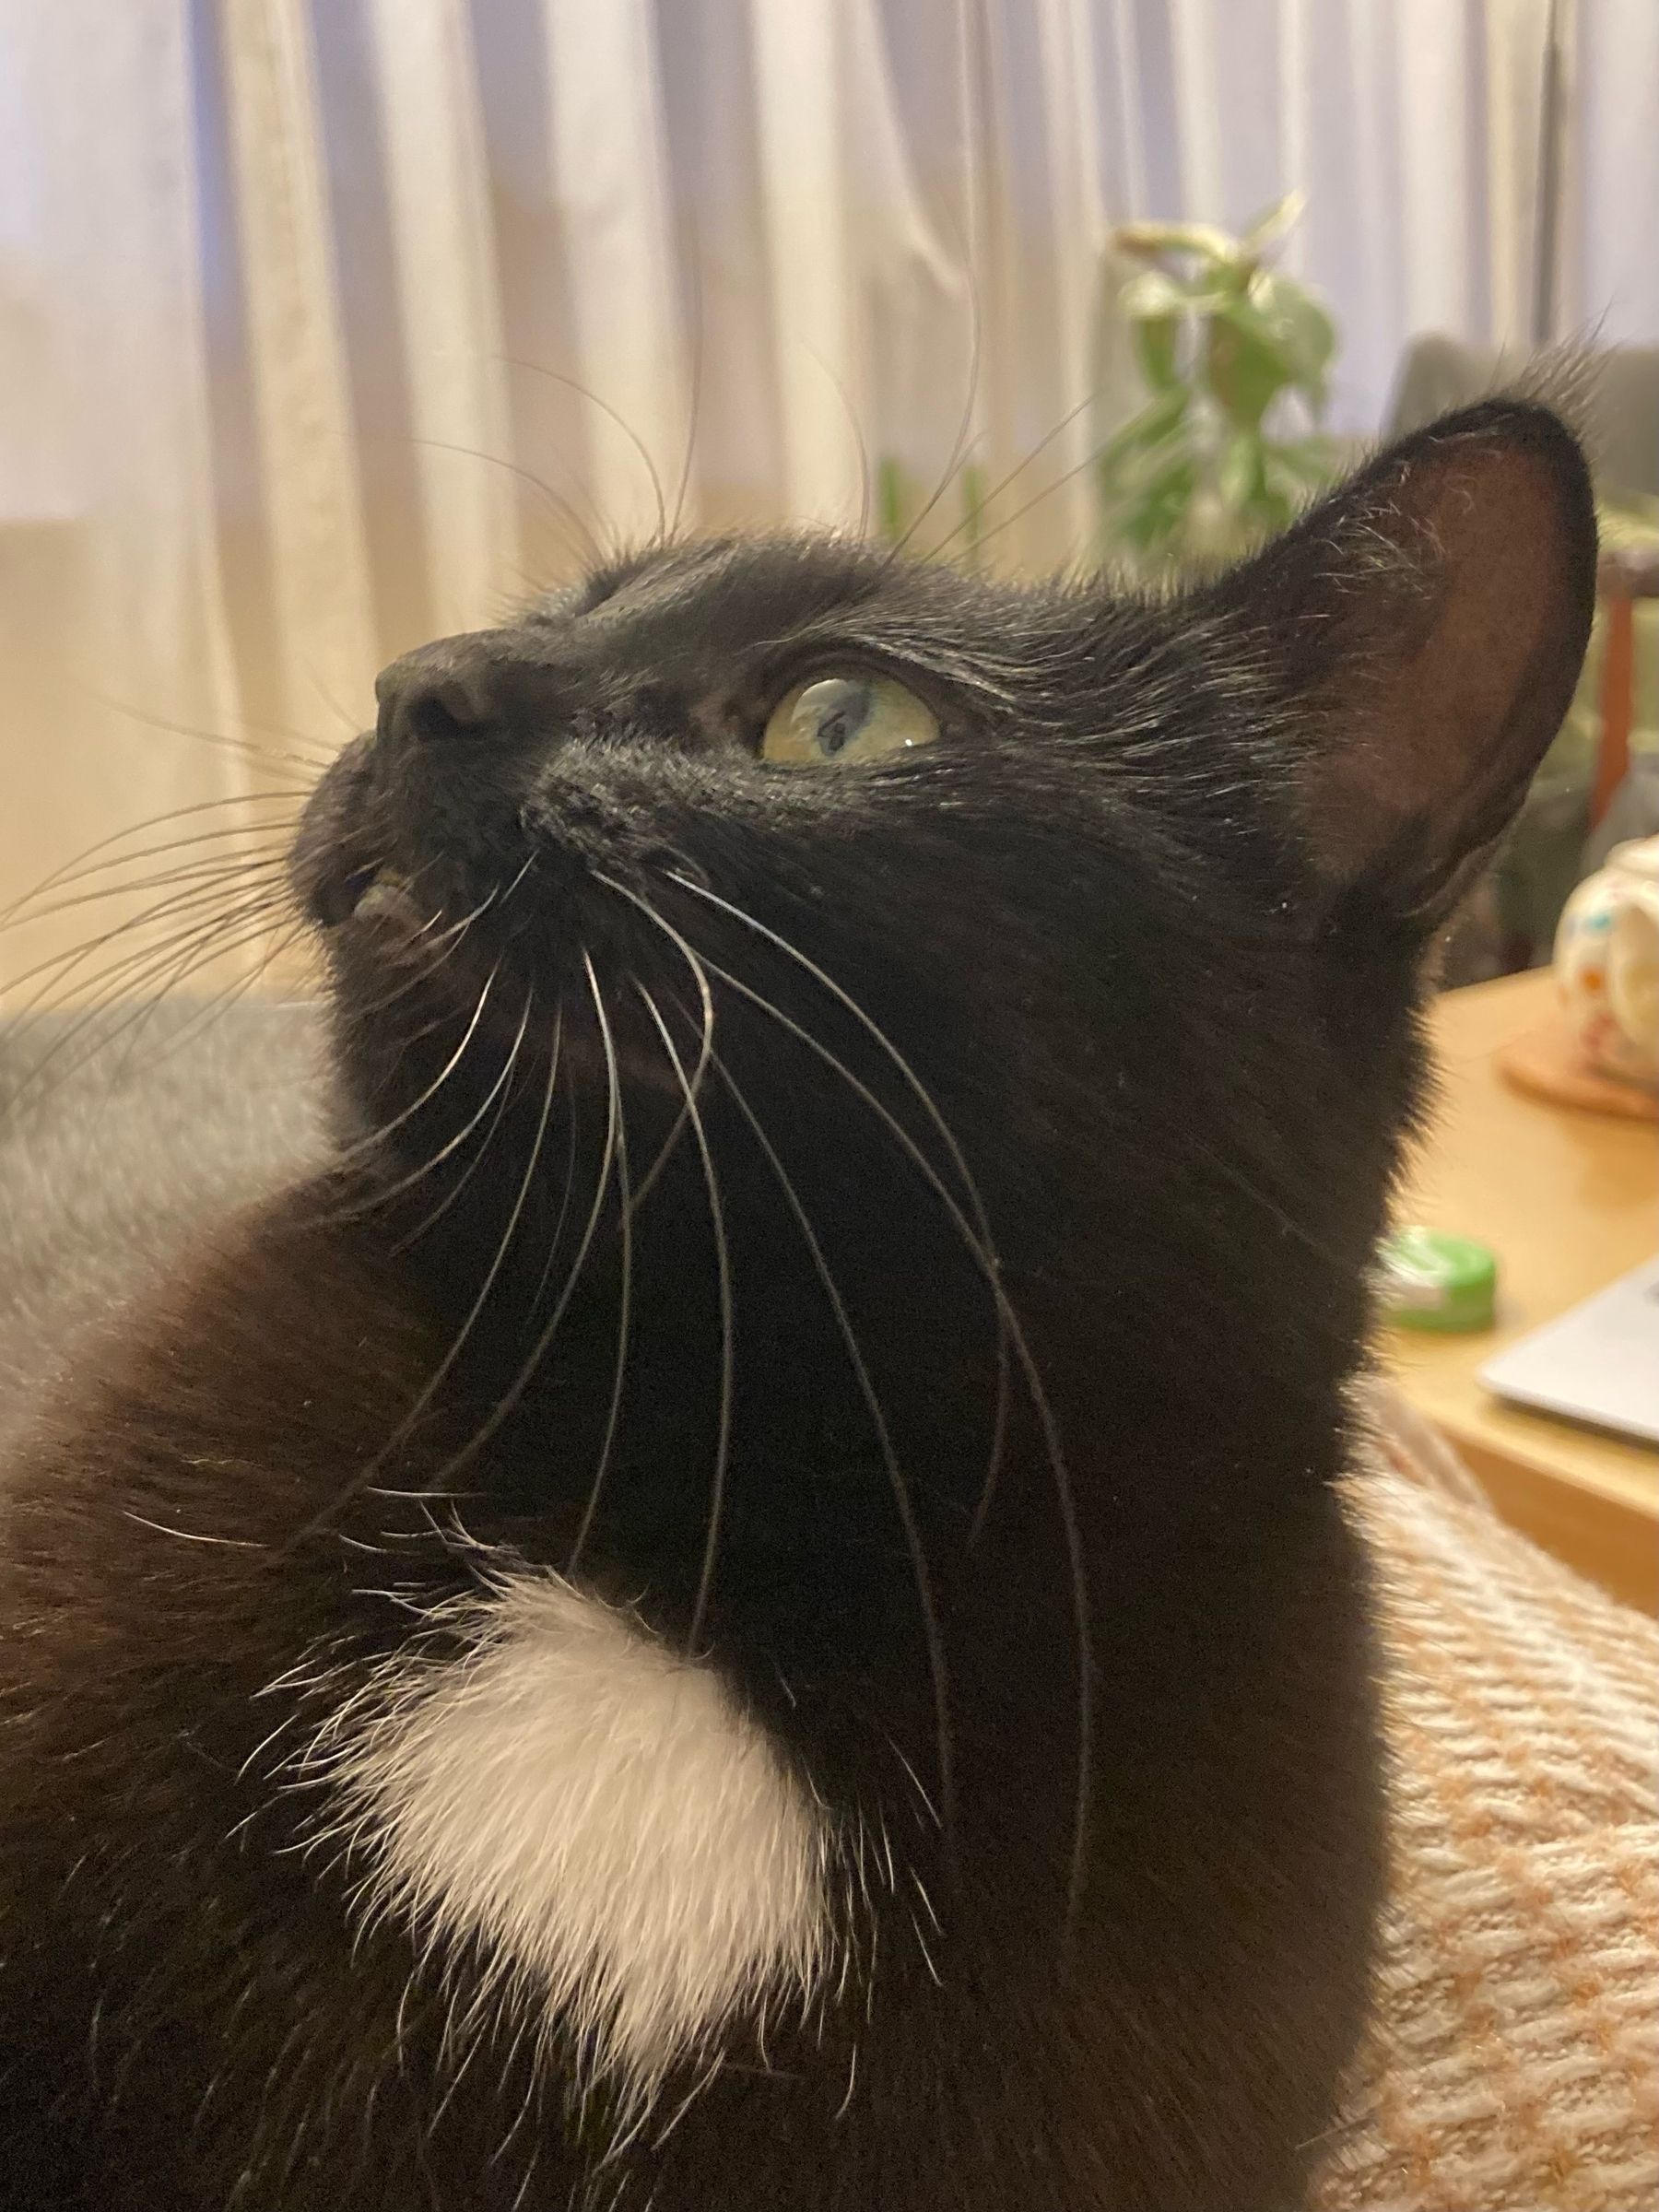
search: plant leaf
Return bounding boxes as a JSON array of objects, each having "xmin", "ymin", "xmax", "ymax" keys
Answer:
[
  {"xmin": 1113, "ymin": 219, "xmax": 1240, "ymax": 268},
  {"xmin": 1119, "ymin": 453, "xmax": 1197, "ymax": 552},
  {"xmin": 1218, "ymin": 428, "xmax": 1265, "ymax": 512},
  {"xmin": 1239, "ymin": 189, "xmax": 1307, "ymax": 257},
  {"xmin": 1249, "ymin": 271, "xmax": 1336, "ymax": 383},
  {"xmin": 1132, "ymin": 313, "xmax": 1181, "ymax": 391},
  {"xmin": 1121, "ymin": 268, "xmax": 1239, "ymax": 324},
  {"xmin": 1120, "ymin": 269, "xmax": 1189, "ymax": 320},
  {"xmin": 1096, "ymin": 388, "xmax": 1190, "ymax": 495},
  {"xmin": 1206, "ymin": 309, "xmax": 1289, "ymax": 429}
]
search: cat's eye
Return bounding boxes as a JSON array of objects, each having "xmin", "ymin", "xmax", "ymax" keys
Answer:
[{"xmin": 760, "ymin": 673, "xmax": 940, "ymax": 769}]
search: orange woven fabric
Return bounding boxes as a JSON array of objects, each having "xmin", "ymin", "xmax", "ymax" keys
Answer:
[{"xmin": 1314, "ymin": 1392, "xmax": 1659, "ymax": 2212}]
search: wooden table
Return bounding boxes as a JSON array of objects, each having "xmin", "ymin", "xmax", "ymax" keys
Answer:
[{"xmin": 1387, "ymin": 970, "xmax": 1657, "ymax": 1611}]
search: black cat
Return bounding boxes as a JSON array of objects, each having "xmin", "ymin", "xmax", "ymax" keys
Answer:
[{"xmin": 0, "ymin": 400, "xmax": 1594, "ymax": 2210}]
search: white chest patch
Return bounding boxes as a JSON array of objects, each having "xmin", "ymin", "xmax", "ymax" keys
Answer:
[{"xmin": 309, "ymin": 1566, "xmax": 833, "ymax": 2105}]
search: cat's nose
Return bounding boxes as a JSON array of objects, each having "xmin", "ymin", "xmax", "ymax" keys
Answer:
[{"xmin": 374, "ymin": 633, "xmax": 522, "ymax": 747}]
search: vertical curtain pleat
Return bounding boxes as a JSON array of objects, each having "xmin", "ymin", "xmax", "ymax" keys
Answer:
[
  {"xmin": 747, "ymin": 0, "xmax": 865, "ymax": 524},
  {"xmin": 1167, "ymin": 0, "xmax": 1226, "ymax": 218},
  {"xmin": 360, "ymin": 0, "xmax": 519, "ymax": 644},
  {"xmin": 1480, "ymin": 0, "xmax": 1551, "ymax": 349},
  {"xmin": 970, "ymin": 0, "xmax": 1113, "ymax": 567},
  {"xmin": 1030, "ymin": 0, "xmax": 1113, "ymax": 565},
  {"xmin": 1276, "ymin": 0, "xmax": 1312, "ymax": 276},
  {"xmin": 846, "ymin": 0, "xmax": 978, "ymax": 547},
  {"xmin": 1395, "ymin": 2, "xmax": 1477, "ymax": 337},
  {"xmin": 652, "ymin": 0, "xmax": 783, "ymax": 532},
  {"xmin": 0, "ymin": 0, "xmax": 249, "ymax": 995},
  {"xmin": 540, "ymin": 0, "xmax": 689, "ymax": 547},
  {"xmin": 1570, "ymin": 0, "xmax": 1659, "ymax": 345},
  {"xmin": 219, "ymin": 0, "xmax": 375, "ymax": 734}
]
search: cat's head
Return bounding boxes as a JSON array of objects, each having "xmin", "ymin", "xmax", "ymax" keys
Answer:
[{"xmin": 293, "ymin": 399, "xmax": 1593, "ymax": 1533}]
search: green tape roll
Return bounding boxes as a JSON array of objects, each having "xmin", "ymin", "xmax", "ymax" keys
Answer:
[{"xmin": 1378, "ymin": 1226, "xmax": 1498, "ymax": 1334}]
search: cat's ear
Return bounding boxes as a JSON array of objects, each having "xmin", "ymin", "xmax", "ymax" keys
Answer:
[{"xmin": 1212, "ymin": 399, "xmax": 1597, "ymax": 921}]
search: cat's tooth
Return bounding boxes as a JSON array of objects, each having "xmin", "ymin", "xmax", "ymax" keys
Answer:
[{"xmin": 352, "ymin": 867, "xmax": 415, "ymax": 923}]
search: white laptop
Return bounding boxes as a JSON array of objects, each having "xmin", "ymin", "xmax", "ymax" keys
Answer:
[{"xmin": 1479, "ymin": 1255, "xmax": 1659, "ymax": 1448}]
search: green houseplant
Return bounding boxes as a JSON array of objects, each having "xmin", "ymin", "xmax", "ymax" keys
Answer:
[{"xmin": 1099, "ymin": 194, "xmax": 1343, "ymax": 572}]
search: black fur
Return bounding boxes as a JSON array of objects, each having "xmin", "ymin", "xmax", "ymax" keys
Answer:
[{"xmin": 0, "ymin": 403, "xmax": 1596, "ymax": 2208}]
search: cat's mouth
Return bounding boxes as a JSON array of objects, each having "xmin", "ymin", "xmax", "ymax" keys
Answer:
[
  {"xmin": 312, "ymin": 860, "xmax": 423, "ymax": 934},
  {"xmin": 300, "ymin": 797, "xmax": 696, "ymax": 1105},
  {"xmin": 294, "ymin": 740, "xmax": 417, "ymax": 936},
  {"xmin": 294, "ymin": 739, "xmax": 710, "ymax": 1110}
]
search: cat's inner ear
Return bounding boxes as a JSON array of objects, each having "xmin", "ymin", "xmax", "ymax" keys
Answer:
[{"xmin": 1214, "ymin": 400, "xmax": 1597, "ymax": 919}]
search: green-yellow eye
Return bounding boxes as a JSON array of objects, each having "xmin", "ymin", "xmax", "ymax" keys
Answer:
[{"xmin": 760, "ymin": 673, "xmax": 940, "ymax": 769}]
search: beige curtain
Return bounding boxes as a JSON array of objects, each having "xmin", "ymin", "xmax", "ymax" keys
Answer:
[{"xmin": 2, "ymin": 0, "xmax": 1654, "ymax": 999}]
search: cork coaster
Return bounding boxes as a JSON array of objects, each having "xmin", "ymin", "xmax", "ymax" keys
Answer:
[{"xmin": 1497, "ymin": 1011, "xmax": 1659, "ymax": 1122}]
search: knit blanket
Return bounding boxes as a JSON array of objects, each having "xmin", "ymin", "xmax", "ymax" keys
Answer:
[{"xmin": 1314, "ymin": 1390, "xmax": 1659, "ymax": 2212}]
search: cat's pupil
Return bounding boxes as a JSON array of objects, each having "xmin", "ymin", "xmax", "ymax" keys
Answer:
[{"xmin": 808, "ymin": 679, "xmax": 872, "ymax": 757}]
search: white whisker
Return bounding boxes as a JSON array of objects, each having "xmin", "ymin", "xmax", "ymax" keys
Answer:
[
  {"xmin": 307, "ymin": 960, "xmax": 507, "ymax": 1231},
  {"xmin": 285, "ymin": 988, "xmax": 545, "ymax": 1548},
  {"xmin": 568, "ymin": 958, "xmax": 635, "ymax": 1577},
  {"xmin": 592, "ymin": 876, "xmax": 717, "ymax": 1218},
  {"xmin": 391, "ymin": 967, "xmax": 622, "ymax": 1505},
  {"xmin": 632, "ymin": 983, "xmax": 734, "ymax": 1652}
]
